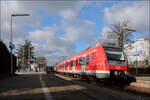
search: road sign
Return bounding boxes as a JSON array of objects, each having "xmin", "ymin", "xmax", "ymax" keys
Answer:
[{"xmin": 9, "ymin": 42, "xmax": 15, "ymax": 49}]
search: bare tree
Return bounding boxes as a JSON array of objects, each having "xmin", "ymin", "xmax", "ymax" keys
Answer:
[
  {"xmin": 36, "ymin": 56, "xmax": 47, "ymax": 66},
  {"xmin": 107, "ymin": 21, "xmax": 133, "ymax": 48}
]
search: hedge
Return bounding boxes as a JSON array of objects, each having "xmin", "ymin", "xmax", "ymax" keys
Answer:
[{"xmin": 0, "ymin": 40, "xmax": 17, "ymax": 75}]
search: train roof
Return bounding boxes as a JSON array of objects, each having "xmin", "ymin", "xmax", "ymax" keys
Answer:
[
  {"xmin": 59, "ymin": 44, "xmax": 101, "ymax": 64},
  {"xmin": 59, "ymin": 43, "xmax": 122, "ymax": 65}
]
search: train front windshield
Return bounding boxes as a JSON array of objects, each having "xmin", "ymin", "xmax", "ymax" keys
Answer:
[{"xmin": 104, "ymin": 46, "xmax": 126, "ymax": 66}]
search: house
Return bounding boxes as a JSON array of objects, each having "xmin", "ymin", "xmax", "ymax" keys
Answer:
[{"xmin": 124, "ymin": 38, "xmax": 150, "ymax": 67}]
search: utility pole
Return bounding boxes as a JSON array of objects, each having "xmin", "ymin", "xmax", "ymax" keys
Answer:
[{"xmin": 10, "ymin": 15, "xmax": 13, "ymax": 74}]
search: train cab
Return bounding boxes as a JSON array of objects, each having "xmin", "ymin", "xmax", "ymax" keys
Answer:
[{"xmin": 103, "ymin": 46, "xmax": 128, "ymax": 78}]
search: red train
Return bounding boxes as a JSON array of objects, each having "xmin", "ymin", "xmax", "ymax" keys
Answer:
[{"xmin": 56, "ymin": 44, "xmax": 135, "ymax": 84}]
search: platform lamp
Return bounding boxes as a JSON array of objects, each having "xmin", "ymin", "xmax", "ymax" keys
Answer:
[
  {"xmin": 10, "ymin": 14, "xmax": 30, "ymax": 75},
  {"xmin": 123, "ymin": 27, "xmax": 136, "ymax": 74}
]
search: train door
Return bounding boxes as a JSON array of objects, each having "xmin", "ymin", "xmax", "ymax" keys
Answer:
[
  {"xmin": 82, "ymin": 55, "xmax": 86, "ymax": 72},
  {"xmin": 91, "ymin": 52, "xmax": 95, "ymax": 70},
  {"xmin": 79, "ymin": 57, "xmax": 82, "ymax": 71},
  {"xmin": 69, "ymin": 60, "xmax": 73, "ymax": 71},
  {"xmin": 85, "ymin": 55, "xmax": 91, "ymax": 71},
  {"xmin": 67, "ymin": 61, "xmax": 70, "ymax": 72},
  {"xmin": 75, "ymin": 58, "xmax": 79, "ymax": 71},
  {"xmin": 62, "ymin": 64, "xmax": 65, "ymax": 72},
  {"xmin": 65, "ymin": 62, "xmax": 67, "ymax": 72},
  {"xmin": 72, "ymin": 59, "xmax": 76, "ymax": 73}
]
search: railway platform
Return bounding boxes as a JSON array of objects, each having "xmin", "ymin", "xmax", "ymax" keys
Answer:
[
  {"xmin": 125, "ymin": 76, "xmax": 150, "ymax": 94},
  {"xmin": 0, "ymin": 72, "xmax": 150, "ymax": 100}
]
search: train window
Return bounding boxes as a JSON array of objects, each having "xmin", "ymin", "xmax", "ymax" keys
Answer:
[
  {"xmin": 72, "ymin": 61, "xmax": 73, "ymax": 66},
  {"xmin": 67, "ymin": 62, "xmax": 70, "ymax": 67},
  {"xmin": 76, "ymin": 59, "xmax": 78, "ymax": 66},
  {"xmin": 66, "ymin": 63, "xmax": 68, "ymax": 67},
  {"xmin": 86, "ymin": 56, "xmax": 90, "ymax": 65},
  {"xmin": 69, "ymin": 62, "xmax": 71, "ymax": 66},
  {"xmin": 70, "ymin": 61, "xmax": 73, "ymax": 66},
  {"xmin": 82, "ymin": 56, "xmax": 86, "ymax": 65},
  {"xmin": 92, "ymin": 53, "xmax": 95, "ymax": 59},
  {"xmin": 70, "ymin": 61, "xmax": 72, "ymax": 66},
  {"xmin": 79, "ymin": 58, "xmax": 82, "ymax": 65}
]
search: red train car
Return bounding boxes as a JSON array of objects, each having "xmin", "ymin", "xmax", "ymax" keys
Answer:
[{"xmin": 56, "ymin": 44, "xmax": 135, "ymax": 83}]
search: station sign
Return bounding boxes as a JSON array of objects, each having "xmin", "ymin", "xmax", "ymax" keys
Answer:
[{"xmin": 130, "ymin": 51, "xmax": 142, "ymax": 56}]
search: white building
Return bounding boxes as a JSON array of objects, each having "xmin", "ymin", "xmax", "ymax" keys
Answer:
[{"xmin": 124, "ymin": 38, "xmax": 150, "ymax": 67}]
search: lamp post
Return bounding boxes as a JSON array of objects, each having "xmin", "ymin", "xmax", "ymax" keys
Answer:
[
  {"xmin": 123, "ymin": 27, "xmax": 137, "ymax": 74},
  {"xmin": 10, "ymin": 14, "xmax": 29, "ymax": 75}
]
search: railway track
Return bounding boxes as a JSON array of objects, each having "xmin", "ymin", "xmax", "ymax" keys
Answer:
[
  {"xmin": 46, "ymin": 73, "xmax": 102, "ymax": 100},
  {"xmin": 51, "ymin": 73, "xmax": 150, "ymax": 99}
]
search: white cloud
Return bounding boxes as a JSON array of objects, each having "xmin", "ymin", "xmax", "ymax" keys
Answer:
[
  {"xmin": 29, "ymin": 24, "xmax": 76, "ymax": 64},
  {"xmin": 60, "ymin": 9, "xmax": 96, "ymax": 43},
  {"xmin": 1, "ymin": 0, "xmax": 42, "ymax": 46},
  {"xmin": 1, "ymin": 0, "xmax": 87, "ymax": 44},
  {"xmin": 28, "ymin": 8, "xmax": 97, "ymax": 65},
  {"xmin": 4, "ymin": 1, "xmax": 148, "ymax": 65},
  {"xmin": 104, "ymin": 1, "xmax": 149, "ymax": 32},
  {"xmin": 97, "ymin": 26, "xmax": 117, "ymax": 45},
  {"xmin": 1, "ymin": 0, "xmax": 93, "ymax": 65},
  {"xmin": 60, "ymin": 9, "xmax": 78, "ymax": 21},
  {"xmin": 101, "ymin": 27, "xmax": 111, "ymax": 39}
]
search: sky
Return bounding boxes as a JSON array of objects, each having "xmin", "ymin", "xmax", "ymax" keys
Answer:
[{"xmin": 0, "ymin": 0, "xmax": 149, "ymax": 65}]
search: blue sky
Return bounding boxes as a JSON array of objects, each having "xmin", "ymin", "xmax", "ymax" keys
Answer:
[
  {"xmin": 1, "ymin": 0, "xmax": 149, "ymax": 65},
  {"xmin": 25, "ymin": 1, "xmax": 111, "ymax": 52}
]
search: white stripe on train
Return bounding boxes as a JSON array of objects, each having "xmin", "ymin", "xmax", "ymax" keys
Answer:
[{"xmin": 57, "ymin": 70, "xmax": 110, "ymax": 74}]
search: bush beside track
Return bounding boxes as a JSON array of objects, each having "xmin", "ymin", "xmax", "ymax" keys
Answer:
[
  {"xmin": 129, "ymin": 67, "xmax": 150, "ymax": 76},
  {"xmin": 0, "ymin": 40, "xmax": 17, "ymax": 77}
]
